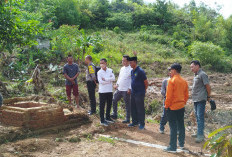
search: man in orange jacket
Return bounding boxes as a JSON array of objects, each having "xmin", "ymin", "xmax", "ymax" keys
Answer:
[{"xmin": 163, "ymin": 63, "xmax": 189, "ymax": 153}]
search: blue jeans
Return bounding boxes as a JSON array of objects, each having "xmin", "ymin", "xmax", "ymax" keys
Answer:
[
  {"xmin": 167, "ymin": 108, "xmax": 185, "ymax": 149},
  {"xmin": 194, "ymin": 100, "xmax": 206, "ymax": 136},
  {"xmin": 160, "ymin": 106, "xmax": 168, "ymax": 131}
]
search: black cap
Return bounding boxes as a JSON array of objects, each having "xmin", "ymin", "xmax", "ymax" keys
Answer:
[
  {"xmin": 171, "ymin": 63, "xmax": 182, "ymax": 73},
  {"xmin": 129, "ymin": 57, "xmax": 137, "ymax": 61}
]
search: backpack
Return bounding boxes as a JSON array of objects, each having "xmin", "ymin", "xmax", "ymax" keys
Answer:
[{"xmin": 94, "ymin": 65, "xmax": 101, "ymax": 83}]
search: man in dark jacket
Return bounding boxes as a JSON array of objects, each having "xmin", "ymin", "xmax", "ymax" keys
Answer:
[{"xmin": 128, "ymin": 57, "xmax": 148, "ymax": 130}]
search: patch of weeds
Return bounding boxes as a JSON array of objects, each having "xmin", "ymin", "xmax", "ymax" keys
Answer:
[
  {"xmin": 146, "ymin": 118, "xmax": 159, "ymax": 124},
  {"xmin": 145, "ymin": 99, "xmax": 162, "ymax": 115},
  {"xmin": 55, "ymin": 138, "xmax": 64, "ymax": 142},
  {"xmin": 98, "ymin": 136, "xmax": 116, "ymax": 145},
  {"xmin": 83, "ymin": 133, "xmax": 93, "ymax": 141},
  {"xmin": 67, "ymin": 136, "xmax": 81, "ymax": 143}
]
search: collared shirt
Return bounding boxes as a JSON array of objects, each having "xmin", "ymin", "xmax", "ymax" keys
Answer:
[
  {"xmin": 161, "ymin": 77, "xmax": 170, "ymax": 98},
  {"xmin": 97, "ymin": 68, "xmax": 115, "ymax": 93},
  {"xmin": 63, "ymin": 63, "xmax": 80, "ymax": 85},
  {"xmin": 131, "ymin": 66, "xmax": 147, "ymax": 95},
  {"xmin": 116, "ymin": 65, "xmax": 132, "ymax": 91},
  {"xmin": 192, "ymin": 69, "xmax": 209, "ymax": 102},
  {"xmin": 86, "ymin": 62, "xmax": 96, "ymax": 81},
  {"xmin": 165, "ymin": 74, "xmax": 189, "ymax": 110}
]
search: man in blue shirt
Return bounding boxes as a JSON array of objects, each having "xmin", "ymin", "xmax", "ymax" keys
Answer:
[
  {"xmin": 63, "ymin": 55, "xmax": 80, "ymax": 108},
  {"xmin": 128, "ymin": 57, "xmax": 148, "ymax": 130}
]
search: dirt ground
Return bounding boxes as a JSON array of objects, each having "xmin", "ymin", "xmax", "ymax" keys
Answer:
[
  {"xmin": 0, "ymin": 117, "xmax": 207, "ymax": 157},
  {"xmin": 0, "ymin": 71, "xmax": 231, "ymax": 157}
]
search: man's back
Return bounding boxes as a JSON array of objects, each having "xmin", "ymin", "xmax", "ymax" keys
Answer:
[{"xmin": 165, "ymin": 75, "xmax": 189, "ymax": 110}]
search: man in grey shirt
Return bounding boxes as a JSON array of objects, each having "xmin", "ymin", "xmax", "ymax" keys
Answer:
[
  {"xmin": 159, "ymin": 67, "xmax": 171, "ymax": 134},
  {"xmin": 190, "ymin": 60, "xmax": 211, "ymax": 143}
]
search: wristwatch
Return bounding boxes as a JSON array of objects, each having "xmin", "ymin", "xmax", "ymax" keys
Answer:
[{"xmin": 207, "ymin": 96, "xmax": 211, "ymax": 98}]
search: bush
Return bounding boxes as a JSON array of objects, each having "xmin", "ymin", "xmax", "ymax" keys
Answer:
[
  {"xmin": 113, "ymin": 26, "xmax": 121, "ymax": 34},
  {"xmin": 106, "ymin": 12, "xmax": 133, "ymax": 31},
  {"xmin": 188, "ymin": 41, "xmax": 232, "ymax": 72}
]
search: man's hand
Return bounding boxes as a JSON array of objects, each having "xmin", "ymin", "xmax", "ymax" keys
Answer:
[
  {"xmin": 127, "ymin": 89, "xmax": 131, "ymax": 95},
  {"xmin": 102, "ymin": 78, "xmax": 105, "ymax": 81},
  {"xmin": 207, "ymin": 97, "xmax": 211, "ymax": 102},
  {"xmin": 114, "ymin": 85, "xmax": 118, "ymax": 89}
]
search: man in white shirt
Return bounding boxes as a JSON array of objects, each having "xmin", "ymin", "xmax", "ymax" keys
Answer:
[
  {"xmin": 97, "ymin": 58, "xmax": 115, "ymax": 126},
  {"xmin": 111, "ymin": 55, "xmax": 132, "ymax": 123}
]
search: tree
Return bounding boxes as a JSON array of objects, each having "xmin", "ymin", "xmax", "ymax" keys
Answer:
[
  {"xmin": 153, "ymin": 0, "xmax": 173, "ymax": 31},
  {"xmin": 54, "ymin": 0, "xmax": 82, "ymax": 28},
  {"xmin": 0, "ymin": 0, "xmax": 42, "ymax": 53},
  {"xmin": 89, "ymin": 0, "xmax": 110, "ymax": 28}
]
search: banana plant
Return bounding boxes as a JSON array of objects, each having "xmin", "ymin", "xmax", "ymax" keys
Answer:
[{"xmin": 204, "ymin": 126, "xmax": 232, "ymax": 157}]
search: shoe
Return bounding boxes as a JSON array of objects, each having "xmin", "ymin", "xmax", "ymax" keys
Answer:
[
  {"xmin": 178, "ymin": 144, "xmax": 184, "ymax": 150},
  {"xmin": 195, "ymin": 136, "xmax": 204, "ymax": 143},
  {"xmin": 122, "ymin": 120, "xmax": 130, "ymax": 124},
  {"xmin": 163, "ymin": 147, "xmax": 177, "ymax": 153},
  {"xmin": 159, "ymin": 130, "xmax": 164, "ymax": 134},
  {"xmin": 128, "ymin": 123, "xmax": 138, "ymax": 127},
  {"xmin": 179, "ymin": 146, "xmax": 184, "ymax": 150},
  {"xmin": 88, "ymin": 111, "xmax": 96, "ymax": 115},
  {"xmin": 139, "ymin": 125, "xmax": 145, "ymax": 130},
  {"xmin": 191, "ymin": 134, "xmax": 197, "ymax": 138},
  {"xmin": 105, "ymin": 118, "xmax": 115, "ymax": 124},
  {"xmin": 110, "ymin": 114, "xmax": 117, "ymax": 120},
  {"xmin": 100, "ymin": 121, "xmax": 109, "ymax": 126}
]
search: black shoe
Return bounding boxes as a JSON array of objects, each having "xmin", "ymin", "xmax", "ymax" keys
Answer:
[
  {"xmin": 128, "ymin": 123, "xmax": 138, "ymax": 127},
  {"xmin": 110, "ymin": 114, "xmax": 117, "ymax": 120},
  {"xmin": 106, "ymin": 118, "xmax": 115, "ymax": 124},
  {"xmin": 122, "ymin": 120, "xmax": 130, "ymax": 124}
]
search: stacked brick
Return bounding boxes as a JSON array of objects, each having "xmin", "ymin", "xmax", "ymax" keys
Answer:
[{"xmin": 0, "ymin": 101, "xmax": 66, "ymax": 130}]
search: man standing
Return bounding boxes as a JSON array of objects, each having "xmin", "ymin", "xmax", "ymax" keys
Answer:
[
  {"xmin": 190, "ymin": 60, "xmax": 211, "ymax": 143},
  {"xmin": 159, "ymin": 67, "xmax": 171, "ymax": 134},
  {"xmin": 128, "ymin": 57, "xmax": 148, "ymax": 130},
  {"xmin": 85, "ymin": 55, "xmax": 97, "ymax": 115},
  {"xmin": 111, "ymin": 55, "xmax": 132, "ymax": 123},
  {"xmin": 63, "ymin": 55, "xmax": 80, "ymax": 108},
  {"xmin": 98, "ymin": 58, "xmax": 115, "ymax": 126},
  {"xmin": 164, "ymin": 63, "xmax": 189, "ymax": 153}
]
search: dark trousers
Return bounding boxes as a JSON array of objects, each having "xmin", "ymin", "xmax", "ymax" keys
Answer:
[
  {"xmin": 112, "ymin": 90, "xmax": 131, "ymax": 121},
  {"xmin": 99, "ymin": 93, "xmax": 113, "ymax": 123},
  {"xmin": 87, "ymin": 81, "xmax": 96, "ymax": 113},
  {"xmin": 160, "ymin": 106, "xmax": 168, "ymax": 131},
  {"xmin": 131, "ymin": 94, "xmax": 145, "ymax": 126},
  {"xmin": 167, "ymin": 108, "xmax": 185, "ymax": 149}
]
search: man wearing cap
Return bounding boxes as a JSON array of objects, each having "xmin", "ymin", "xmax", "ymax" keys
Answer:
[
  {"xmin": 128, "ymin": 57, "xmax": 148, "ymax": 130},
  {"xmin": 159, "ymin": 67, "xmax": 171, "ymax": 134},
  {"xmin": 190, "ymin": 60, "xmax": 211, "ymax": 143},
  {"xmin": 111, "ymin": 55, "xmax": 132, "ymax": 123},
  {"xmin": 85, "ymin": 55, "xmax": 97, "ymax": 115},
  {"xmin": 164, "ymin": 63, "xmax": 189, "ymax": 153}
]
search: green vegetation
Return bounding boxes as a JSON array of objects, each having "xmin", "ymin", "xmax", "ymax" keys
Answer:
[
  {"xmin": 204, "ymin": 126, "xmax": 232, "ymax": 157},
  {"xmin": 98, "ymin": 136, "xmax": 116, "ymax": 145},
  {"xmin": 1, "ymin": 0, "xmax": 232, "ymax": 75}
]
